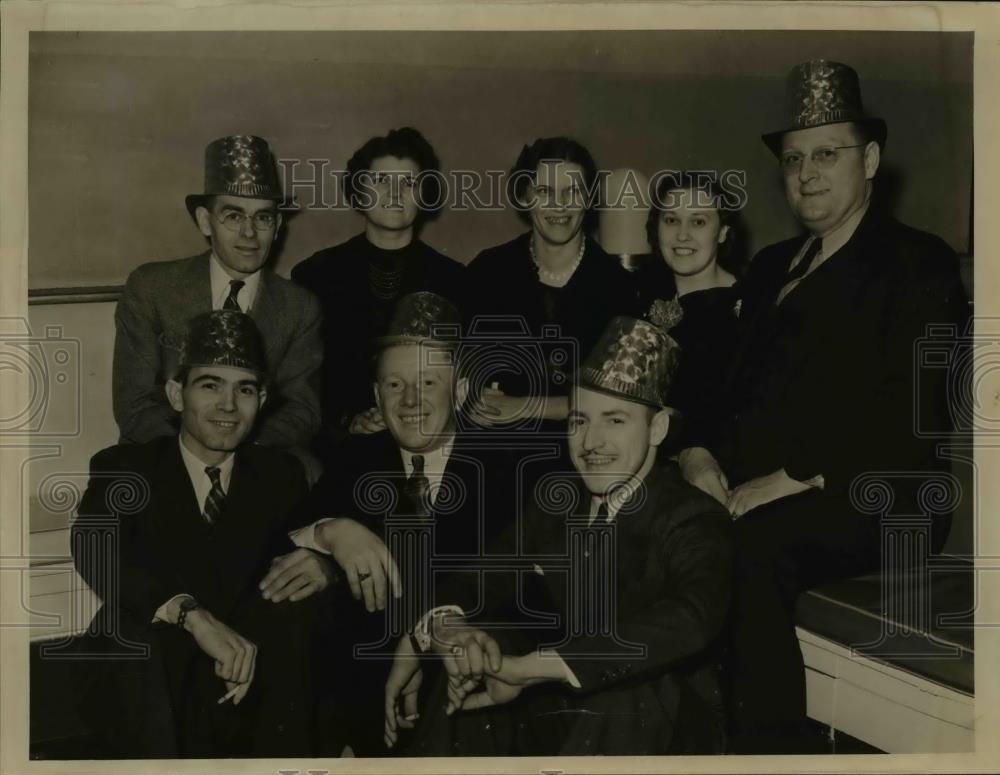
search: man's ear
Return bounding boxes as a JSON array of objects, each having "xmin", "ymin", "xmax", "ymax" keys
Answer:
[
  {"xmin": 454, "ymin": 376, "xmax": 469, "ymax": 411},
  {"xmin": 165, "ymin": 379, "xmax": 184, "ymax": 412},
  {"xmin": 863, "ymin": 141, "xmax": 881, "ymax": 180},
  {"xmin": 373, "ymin": 383, "xmax": 383, "ymax": 413},
  {"xmin": 649, "ymin": 408, "xmax": 671, "ymax": 447},
  {"xmin": 258, "ymin": 386, "xmax": 268, "ymax": 410},
  {"xmin": 194, "ymin": 206, "xmax": 213, "ymax": 238}
]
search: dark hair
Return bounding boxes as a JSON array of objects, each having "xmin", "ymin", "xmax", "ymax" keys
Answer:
[
  {"xmin": 344, "ymin": 127, "xmax": 443, "ymax": 218},
  {"xmin": 645, "ymin": 170, "xmax": 745, "ymax": 281},
  {"xmin": 508, "ymin": 137, "xmax": 599, "ymax": 230}
]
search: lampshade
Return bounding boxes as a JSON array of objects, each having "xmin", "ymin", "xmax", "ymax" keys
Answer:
[{"xmin": 598, "ymin": 168, "xmax": 652, "ymax": 257}]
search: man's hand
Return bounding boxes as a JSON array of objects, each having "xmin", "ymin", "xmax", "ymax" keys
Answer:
[
  {"xmin": 726, "ymin": 468, "xmax": 812, "ymax": 518},
  {"xmin": 678, "ymin": 446, "xmax": 729, "ymax": 505},
  {"xmin": 448, "ymin": 651, "xmax": 566, "ymax": 713},
  {"xmin": 468, "ymin": 387, "xmax": 538, "ymax": 426},
  {"xmin": 184, "ymin": 608, "xmax": 257, "ymax": 705},
  {"xmin": 259, "ymin": 547, "xmax": 337, "ymax": 603},
  {"xmin": 384, "ymin": 635, "xmax": 422, "ymax": 750},
  {"xmin": 317, "ymin": 518, "xmax": 401, "ymax": 612},
  {"xmin": 430, "ymin": 617, "xmax": 502, "ymax": 685},
  {"xmin": 349, "ymin": 407, "xmax": 387, "ymax": 435}
]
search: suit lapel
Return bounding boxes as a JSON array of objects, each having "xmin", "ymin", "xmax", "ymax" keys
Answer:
[{"xmin": 249, "ymin": 272, "xmax": 280, "ymax": 361}]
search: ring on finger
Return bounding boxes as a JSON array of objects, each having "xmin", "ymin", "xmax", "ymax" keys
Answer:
[
  {"xmin": 358, "ymin": 571, "xmax": 372, "ymax": 581},
  {"xmin": 450, "ymin": 644, "xmax": 461, "ymax": 655}
]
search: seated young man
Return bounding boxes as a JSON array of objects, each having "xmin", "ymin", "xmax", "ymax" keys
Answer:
[
  {"xmin": 384, "ymin": 316, "xmax": 734, "ymax": 756},
  {"xmin": 72, "ymin": 310, "xmax": 333, "ymax": 758}
]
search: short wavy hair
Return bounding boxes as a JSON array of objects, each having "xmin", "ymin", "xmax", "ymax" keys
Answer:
[
  {"xmin": 344, "ymin": 127, "xmax": 443, "ymax": 219},
  {"xmin": 508, "ymin": 137, "xmax": 599, "ymax": 230},
  {"xmin": 645, "ymin": 170, "xmax": 745, "ymax": 279}
]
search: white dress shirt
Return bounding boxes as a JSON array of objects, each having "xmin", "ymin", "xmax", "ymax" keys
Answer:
[{"xmin": 210, "ymin": 252, "xmax": 261, "ymax": 312}]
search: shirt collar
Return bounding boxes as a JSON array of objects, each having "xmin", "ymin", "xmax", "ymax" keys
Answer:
[
  {"xmin": 399, "ymin": 438, "xmax": 455, "ymax": 474},
  {"xmin": 209, "ymin": 252, "xmax": 262, "ymax": 312},
  {"xmin": 178, "ymin": 435, "xmax": 235, "ymax": 490},
  {"xmin": 588, "ymin": 450, "xmax": 656, "ymax": 522}
]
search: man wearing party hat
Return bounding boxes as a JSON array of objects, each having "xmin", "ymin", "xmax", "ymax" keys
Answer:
[
  {"xmin": 676, "ymin": 60, "xmax": 968, "ymax": 752},
  {"xmin": 73, "ymin": 310, "xmax": 326, "ymax": 757},
  {"xmin": 288, "ymin": 290, "xmax": 519, "ymax": 755},
  {"xmin": 386, "ymin": 316, "xmax": 733, "ymax": 756},
  {"xmin": 112, "ymin": 135, "xmax": 323, "ymax": 482}
]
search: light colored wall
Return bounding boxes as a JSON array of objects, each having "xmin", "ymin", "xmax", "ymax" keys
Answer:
[{"xmin": 28, "ymin": 30, "xmax": 972, "ymax": 288}]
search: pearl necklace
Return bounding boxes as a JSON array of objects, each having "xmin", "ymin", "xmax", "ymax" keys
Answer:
[{"xmin": 530, "ymin": 234, "xmax": 585, "ymax": 288}]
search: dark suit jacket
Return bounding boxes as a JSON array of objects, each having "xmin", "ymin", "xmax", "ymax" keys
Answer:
[
  {"xmin": 113, "ymin": 252, "xmax": 323, "ymax": 449},
  {"xmin": 70, "ymin": 436, "xmax": 310, "ymax": 755},
  {"xmin": 299, "ymin": 430, "xmax": 519, "ymax": 632},
  {"xmin": 411, "ymin": 460, "xmax": 733, "ymax": 756},
  {"xmin": 710, "ymin": 209, "xmax": 968, "ymax": 496}
]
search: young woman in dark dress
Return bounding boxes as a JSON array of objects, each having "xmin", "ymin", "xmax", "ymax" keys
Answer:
[
  {"xmin": 464, "ymin": 137, "xmax": 637, "ymax": 431},
  {"xmin": 291, "ymin": 128, "xmax": 465, "ymax": 461},
  {"xmin": 638, "ymin": 172, "xmax": 744, "ymax": 448}
]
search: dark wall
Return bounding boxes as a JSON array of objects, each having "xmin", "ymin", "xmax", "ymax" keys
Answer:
[{"xmin": 28, "ymin": 30, "xmax": 972, "ymax": 288}]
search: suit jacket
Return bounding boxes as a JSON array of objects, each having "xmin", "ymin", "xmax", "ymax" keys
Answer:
[
  {"xmin": 113, "ymin": 252, "xmax": 323, "ymax": 449},
  {"xmin": 70, "ymin": 436, "xmax": 310, "ymax": 755},
  {"xmin": 411, "ymin": 460, "xmax": 733, "ymax": 756},
  {"xmin": 710, "ymin": 209, "xmax": 969, "ymax": 496},
  {"xmin": 299, "ymin": 430, "xmax": 519, "ymax": 634}
]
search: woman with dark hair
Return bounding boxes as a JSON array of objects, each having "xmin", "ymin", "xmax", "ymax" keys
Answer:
[
  {"xmin": 292, "ymin": 127, "xmax": 464, "ymax": 460},
  {"xmin": 464, "ymin": 137, "xmax": 637, "ymax": 428},
  {"xmin": 638, "ymin": 171, "xmax": 744, "ymax": 447}
]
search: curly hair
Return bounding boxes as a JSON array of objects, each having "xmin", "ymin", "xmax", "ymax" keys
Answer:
[
  {"xmin": 508, "ymin": 137, "xmax": 600, "ymax": 231},
  {"xmin": 344, "ymin": 127, "xmax": 444, "ymax": 219},
  {"xmin": 645, "ymin": 170, "xmax": 745, "ymax": 280}
]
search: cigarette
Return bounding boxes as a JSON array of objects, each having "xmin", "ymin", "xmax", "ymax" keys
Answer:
[
  {"xmin": 404, "ymin": 713, "xmax": 419, "ymax": 722},
  {"xmin": 217, "ymin": 685, "xmax": 241, "ymax": 704},
  {"xmin": 490, "ymin": 381, "xmax": 499, "ymax": 390}
]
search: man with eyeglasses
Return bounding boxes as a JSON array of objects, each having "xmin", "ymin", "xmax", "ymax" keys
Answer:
[
  {"xmin": 676, "ymin": 60, "xmax": 969, "ymax": 752},
  {"xmin": 113, "ymin": 135, "xmax": 323, "ymax": 483}
]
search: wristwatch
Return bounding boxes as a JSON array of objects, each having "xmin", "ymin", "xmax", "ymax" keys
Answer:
[{"xmin": 177, "ymin": 597, "xmax": 201, "ymax": 630}]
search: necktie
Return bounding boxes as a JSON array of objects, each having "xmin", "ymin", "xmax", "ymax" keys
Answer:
[
  {"xmin": 403, "ymin": 454, "xmax": 431, "ymax": 517},
  {"xmin": 223, "ymin": 279, "xmax": 245, "ymax": 311},
  {"xmin": 586, "ymin": 501, "xmax": 609, "ymax": 556},
  {"xmin": 777, "ymin": 238, "xmax": 822, "ymax": 303},
  {"xmin": 203, "ymin": 466, "xmax": 226, "ymax": 524}
]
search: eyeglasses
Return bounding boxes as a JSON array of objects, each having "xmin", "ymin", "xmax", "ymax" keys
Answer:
[
  {"xmin": 779, "ymin": 145, "xmax": 866, "ymax": 175},
  {"xmin": 212, "ymin": 209, "xmax": 279, "ymax": 233}
]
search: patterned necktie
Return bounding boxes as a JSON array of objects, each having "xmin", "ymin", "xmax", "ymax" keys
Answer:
[
  {"xmin": 403, "ymin": 454, "xmax": 431, "ymax": 517},
  {"xmin": 223, "ymin": 279, "xmax": 245, "ymax": 311},
  {"xmin": 777, "ymin": 237, "xmax": 822, "ymax": 303},
  {"xmin": 203, "ymin": 466, "xmax": 226, "ymax": 524}
]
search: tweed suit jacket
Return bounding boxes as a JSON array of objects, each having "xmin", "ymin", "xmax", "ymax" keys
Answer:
[{"xmin": 112, "ymin": 252, "xmax": 322, "ymax": 449}]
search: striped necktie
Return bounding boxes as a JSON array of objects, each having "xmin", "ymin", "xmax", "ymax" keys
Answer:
[
  {"xmin": 403, "ymin": 454, "xmax": 431, "ymax": 517},
  {"xmin": 223, "ymin": 279, "xmax": 245, "ymax": 311},
  {"xmin": 203, "ymin": 466, "xmax": 226, "ymax": 524},
  {"xmin": 777, "ymin": 238, "xmax": 822, "ymax": 304}
]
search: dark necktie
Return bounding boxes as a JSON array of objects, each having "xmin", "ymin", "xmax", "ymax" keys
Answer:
[
  {"xmin": 403, "ymin": 454, "xmax": 431, "ymax": 517},
  {"xmin": 778, "ymin": 237, "xmax": 822, "ymax": 302},
  {"xmin": 223, "ymin": 279, "xmax": 245, "ymax": 311},
  {"xmin": 585, "ymin": 501, "xmax": 609, "ymax": 556},
  {"xmin": 203, "ymin": 466, "xmax": 226, "ymax": 524}
]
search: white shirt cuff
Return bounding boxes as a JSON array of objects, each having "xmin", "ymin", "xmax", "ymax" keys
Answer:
[
  {"xmin": 288, "ymin": 518, "xmax": 335, "ymax": 554},
  {"xmin": 413, "ymin": 605, "xmax": 465, "ymax": 652},
  {"xmin": 152, "ymin": 593, "xmax": 192, "ymax": 624}
]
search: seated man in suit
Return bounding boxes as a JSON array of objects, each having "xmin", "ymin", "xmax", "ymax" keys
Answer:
[
  {"xmin": 675, "ymin": 61, "xmax": 969, "ymax": 752},
  {"xmin": 384, "ymin": 316, "xmax": 734, "ymax": 756},
  {"xmin": 281, "ymin": 290, "xmax": 517, "ymax": 755},
  {"xmin": 72, "ymin": 310, "xmax": 332, "ymax": 758},
  {"xmin": 112, "ymin": 134, "xmax": 323, "ymax": 482}
]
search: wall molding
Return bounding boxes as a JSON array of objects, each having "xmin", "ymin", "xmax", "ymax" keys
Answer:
[{"xmin": 28, "ymin": 287, "xmax": 123, "ymax": 306}]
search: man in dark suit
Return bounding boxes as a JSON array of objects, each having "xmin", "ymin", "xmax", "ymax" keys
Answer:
[
  {"xmin": 385, "ymin": 316, "xmax": 733, "ymax": 756},
  {"xmin": 279, "ymin": 291, "xmax": 516, "ymax": 755},
  {"xmin": 73, "ymin": 310, "xmax": 332, "ymax": 758},
  {"xmin": 676, "ymin": 60, "xmax": 969, "ymax": 752},
  {"xmin": 113, "ymin": 135, "xmax": 323, "ymax": 481}
]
